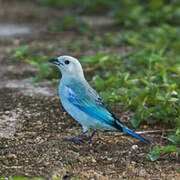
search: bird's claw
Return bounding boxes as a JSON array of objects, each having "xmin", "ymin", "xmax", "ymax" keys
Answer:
[
  {"xmin": 63, "ymin": 130, "xmax": 96, "ymax": 145},
  {"xmin": 63, "ymin": 137, "xmax": 83, "ymax": 145},
  {"xmin": 81, "ymin": 135, "xmax": 93, "ymax": 142}
]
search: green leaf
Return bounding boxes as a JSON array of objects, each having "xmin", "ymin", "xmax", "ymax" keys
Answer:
[
  {"xmin": 29, "ymin": 77, "xmax": 39, "ymax": 84},
  {"xmin": 8, "ymin": 178, "xmax": 44, "ymax": 180},
  {"xmin": 167, "ymin": 135, "xmax": 180, "ymax": 145},
  {"xmin": 12, "ymin": 45, "xmax": 29, "ymax": 58},
  {"xmin": 9, "ymin": 178, "xmax": 30, "ymax": 180},
  {"xmin": 39, "ymin": 63, "xmax": 51, "ymax": 79},
  {"xmin": 162, "ymin": 145, "xmax": 180, "ymax": 155},
  {"xmin": 146, "ymin": 145, "xmax": 161, "ymax": 162},
  {"xmin": 139, "ymin": 78, "xmax": 150, "ymax": 86},
  {"xmin": 130, "ymin": 118, "xmax": 140, "ymax": 128}
]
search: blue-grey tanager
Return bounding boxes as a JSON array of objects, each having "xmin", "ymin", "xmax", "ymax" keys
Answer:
[{"xmin": 49, "ymin": 56, "xmax": 150, "ymax": 145}]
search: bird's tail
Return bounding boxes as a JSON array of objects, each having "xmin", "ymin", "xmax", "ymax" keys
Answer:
[{"xmin": 115, "ymin": 120, "xmax": 150, "ymax": 145}]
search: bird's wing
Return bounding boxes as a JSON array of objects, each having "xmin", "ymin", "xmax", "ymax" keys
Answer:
[
  {"xmin": 65, "ymin": 83, "xmax": 150, "ymax": 144},
  {"xmin": 65, "ymin": 84, "xmax": 115, "ymax": 126}
]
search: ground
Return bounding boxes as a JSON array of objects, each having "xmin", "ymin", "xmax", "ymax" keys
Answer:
[{"xmin": 0, "ymin": 1, "xmax": 179, "ymax": 179}]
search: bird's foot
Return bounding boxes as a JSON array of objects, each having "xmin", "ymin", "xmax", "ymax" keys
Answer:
[
  {"xmin": 63, "ymin": 137, "xmax": 83, "ymax": 145},
  {"xmin": 81, "ymin": 135, "xmax": 93, "ymax": 142},
  {"xmin": 63, "ymin": 130, "xmax": 96, "ymax": 145},
  {"xmin": 81, "ymin": 130, "xmax": 96, "ymax": 143}
]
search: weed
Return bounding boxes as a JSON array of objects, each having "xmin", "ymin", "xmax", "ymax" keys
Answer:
[
  {"xmin": 147, "ymin": 144, "xmax": 180, "ymax": 161},
  {"xmin": 11, "ymin": 45, "xmax": 60, "ymax": 82},
  {"xmin": 50, "ymin": 16, "xmax": 90, "ymax": 35}
]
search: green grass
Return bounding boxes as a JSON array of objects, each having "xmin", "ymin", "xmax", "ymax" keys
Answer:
[
  {"xmin": 11, "ymin": 45, "xmax": 60, "ymax": 82},
  {"xmin": 13, "ymin": 0, "xmax": 180, "ymax": 25},
  {"xmin": 29, "ymin": 0, "xmax": 180, "ymax": 28},
  {"xmin": 50, "ymin": 16, "xmax": 90, "ymax": 35},
  {"xmin": 146, "ymin": 145, "xmax": 180, "ymax": 161}
]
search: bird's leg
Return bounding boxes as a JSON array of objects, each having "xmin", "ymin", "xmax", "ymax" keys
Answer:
[
  {"xmin": 64, "ymin": 130, "xmax": 88, "ymax": 145},
  {"xmin": 81, "ymin": 130, "xmax": 96, "ymax": 142}
]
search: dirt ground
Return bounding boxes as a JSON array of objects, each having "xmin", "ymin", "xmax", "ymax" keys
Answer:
[{"xmin": 0, "ymin": 1, "xmax": 179, "ymax": 179}]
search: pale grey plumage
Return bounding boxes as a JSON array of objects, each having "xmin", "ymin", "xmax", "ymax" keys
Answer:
[{"xmin": 49, "ymin": 56, "xmax": 150, "ymax": 144}]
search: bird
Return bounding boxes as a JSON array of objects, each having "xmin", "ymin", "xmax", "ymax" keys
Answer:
[{"xmin": 49, "ymin": 55, "xmax": 150, "ymax": 145}]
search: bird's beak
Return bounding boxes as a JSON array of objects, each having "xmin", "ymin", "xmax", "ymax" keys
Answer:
[{"xmin": 49, "ymin": 58, "xmax": 60, "ymax": 65}]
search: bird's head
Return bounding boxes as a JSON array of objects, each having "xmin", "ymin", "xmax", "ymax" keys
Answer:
[{"xmin": 49, "ymin": 56, "xmax": 84, "ymax": 79}]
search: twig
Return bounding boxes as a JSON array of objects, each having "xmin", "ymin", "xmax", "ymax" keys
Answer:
[
  {"xmin": 134, "ymin": 129, "xmax": 175, "ymax": 135},
  {"xmin": 113, "ymin": 129, "xmax": 176, "ymax": 136}
]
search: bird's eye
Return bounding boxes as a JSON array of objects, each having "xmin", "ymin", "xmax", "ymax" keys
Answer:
[{"xmin": 64, "ymin": 60, "xmax": 70, "ymax": 65}]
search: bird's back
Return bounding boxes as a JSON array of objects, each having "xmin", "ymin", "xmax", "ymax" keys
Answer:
[{"xmin": 58, "ymin": 77, "xmax": 117, "ymax": 131}]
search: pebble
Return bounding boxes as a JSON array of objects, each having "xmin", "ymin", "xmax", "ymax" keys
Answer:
[
  {"xmin": 132, "ymin": 144, "xmax": 138, "ymax": 150},
  {"xmin": 5, "ymin": 111, "xmax": 10, "ymax": 115},
  {"xmin": 139, "ymin": 169, "xmax": 147, "ymax": 176},
  {"xmin": 44, "ymin": 161, "xmax": 50, "ymax": 166},
  {"xmin": 1, "ymin": 114, "xmax": 6, "ymax": 120},
  {"xmin": 7, "ymin": 153, "xmax": 17, "ymax": 159},
  {"xmin": 37, "ymin": 121, "xmax": 42, "ymax": 126},
  {"xmin": 92, "ymin": 158, "xmax": 96, "ymax": 163}
]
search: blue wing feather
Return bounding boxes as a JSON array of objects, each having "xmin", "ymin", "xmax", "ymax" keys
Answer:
[
  {"xmin": 65, "ymin": 85, "xmax": 115, "ymax": 126},
  {"xmin": 115, "ymin": 121, "xmax": 150, "ymax": 144},
  {"xmin": 65, "ymin": 84, "xmax": 150, "ymax": 144}
]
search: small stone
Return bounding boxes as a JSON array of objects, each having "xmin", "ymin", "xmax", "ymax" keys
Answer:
[
  {"xmin": 4, "ymin": 111, "xmax": 10, "ymax": 115},
  {"xmin": 44, "ymin": 161, "xmax": 50, "ymax": 166},
  {"xmin": 18, "ymin": 103, "xmax": 22, "ymax": 106},
  {"xmin": 132, "ymin": 145, "xmax": 138, "ymax": 150},
  {"xmin": 35, "ymin": 136, "xmax": 41, "ymax": 142},
  {"xmin": 92, "ymin": 158, "xmax": 96, "ymax": 163},
  {"xmin": 37, "ymin": 121, "xmax": 42, "ymax": 126},
  {"xmin": 7, "ymin": 153, "xmax": 17, "ymax": 159},
  {"xmin": 172, "ymin": 90, "xmax": 177, "ymax": 96},
  {"xmin": 143, "ymin": 125, "xmax": 148, "ymax": 128},
  {"xmin": 1, "ymin": 115, "xmax": 6, "ymax": 120},
  {"xmin": 55, "ymin": 96, "xmax": 59, "ymax": 101},
  {"xmin": 139, "ymin": 169, "xmax": 147, "ymax": 176}
]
